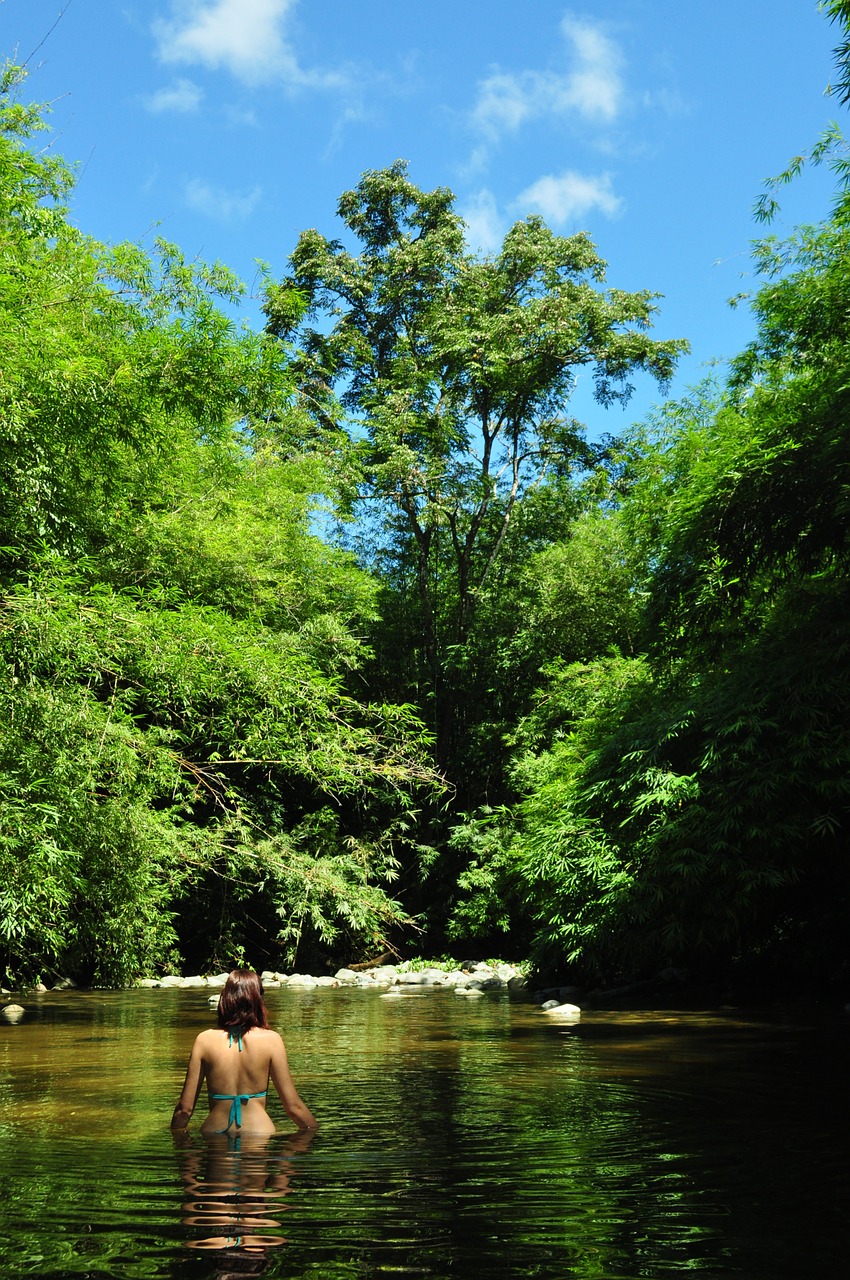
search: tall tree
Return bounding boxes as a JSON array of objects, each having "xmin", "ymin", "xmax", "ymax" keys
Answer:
[{"xmin": 266, "ymin": 162, "xmax": 688, "ymax": 779}]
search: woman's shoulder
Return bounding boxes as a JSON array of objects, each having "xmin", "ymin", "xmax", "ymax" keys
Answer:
[
  {"xmin": 197, "ymin": 1027, "xmax": 226, "ymax": 1046},
  {"xmin": 245, "ymin": 1026, "xmax": 283, "ymax": 1054}
]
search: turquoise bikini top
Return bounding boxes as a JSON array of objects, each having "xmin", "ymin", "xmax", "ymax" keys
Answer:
[{"xmin": 211, "ymin": 1089, "xmax": 267, "ymax": 1130}]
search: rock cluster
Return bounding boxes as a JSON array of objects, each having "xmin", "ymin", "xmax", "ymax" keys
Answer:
[
  {"xmin": 2, "ymin": 962, "xmax": 585, "ymax": 1024},
  {"xmin": 135, "ymin": 961, "xmax": 528, "ymax": 995}
]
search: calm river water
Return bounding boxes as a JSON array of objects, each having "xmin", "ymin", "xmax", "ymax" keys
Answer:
[{"xmin": 0, "ymin": 986, "xmax": 846, "ymax": 1279}]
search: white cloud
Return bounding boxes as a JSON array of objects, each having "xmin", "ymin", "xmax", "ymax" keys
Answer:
[
  {"xmin": 153, "ymin": 0, "xmax": 345, "ymax": 89},
  {"xmin": 514, "ymin": 170, "xmax": 622, "ymax": 226},
  {"xmin": 470, "ymin": 14, "xmax": 623, "ymax": 155},
  {"xmin": 472, "ymin": 71, "xmax": 536, "ymax": 140},
  {"xmin": 184, "ymin": 178, "xmax": 262, "ymax": 221},
  {"xmin": 558, "ymin": 16, "xmax": 622, "ymax": 120},
  {"xmin": 460, "ymin": 189, "xmax": 506, "ymax": 254},
  {"xmin": 144, "ymin": 77, "xmax": 203, "ymax": 114},
  {"xmin": 461, "ymin": 171, "xmax": 621, "ymax": 256}
]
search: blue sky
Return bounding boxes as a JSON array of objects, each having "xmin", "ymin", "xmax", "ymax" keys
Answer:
[{"xmin": 2, "ymin": 0, "xmax": 843, "ymax": 431}]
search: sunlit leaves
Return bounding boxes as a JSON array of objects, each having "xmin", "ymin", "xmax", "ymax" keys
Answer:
[
  {"xmin": 508, "ymin": 207, "xmax": 850, "ymax": 980},
  {"xmin": 0, "ymin": 76, "xmax": 440, "ymax": 985}
]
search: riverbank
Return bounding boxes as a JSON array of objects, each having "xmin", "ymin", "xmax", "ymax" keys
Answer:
[
  {"xmin": 6, "ymin": 958, "xmax": 844, "ymax": 1013},
  {"xmin": 135, "ymin": 959, "xmax": 529, "ymax": 996}
]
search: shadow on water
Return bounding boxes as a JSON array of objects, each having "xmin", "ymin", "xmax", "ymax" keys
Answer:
[{"xmin": 0, "ymin": 988, "xmax": 847, "ymax": 1278}]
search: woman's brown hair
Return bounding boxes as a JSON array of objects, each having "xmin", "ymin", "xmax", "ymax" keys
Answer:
[{"xmin": 217, "ymin": 968, "xmax": 270, "ymax": 1032}]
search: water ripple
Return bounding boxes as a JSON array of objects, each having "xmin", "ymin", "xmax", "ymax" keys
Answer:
[{"xmin": 0, "ymin": 992, "xmax": 846, "ymax": 1278}]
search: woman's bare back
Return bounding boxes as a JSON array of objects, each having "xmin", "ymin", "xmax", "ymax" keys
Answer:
[
  {"xmin": 199, "ymin": 1027, "xmax": 277, "ymax": 1134},
  {"xmin": 172, "ymin": 1025, "xmax": 317, "ymax": 1135}
]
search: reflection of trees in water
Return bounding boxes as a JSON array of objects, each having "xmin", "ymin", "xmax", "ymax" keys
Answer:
[{"xmin": 173, "ymin": 1128, "xmax": 315, "ymax": 1269}]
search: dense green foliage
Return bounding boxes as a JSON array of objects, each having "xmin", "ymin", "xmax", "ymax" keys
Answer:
[
  {"xmin": 0, "ymin": 65, "xmax": 436, "ymax": 986},
  {"xmin": 3, "ymin": 5, "xmax": 850, "ymax": 988},
  {"xmin": 502, "ymin": 215, "xmax": 850, "ymax": 982}
]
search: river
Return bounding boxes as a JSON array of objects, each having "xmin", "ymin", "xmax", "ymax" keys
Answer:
[{"xmin": 0, "ymin": 985, "xmax": 846, "ymax": 1278}]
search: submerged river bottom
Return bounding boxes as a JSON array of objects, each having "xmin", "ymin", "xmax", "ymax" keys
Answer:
[{"xmin": 0, "ymin": 987, "xmax": 846, "ymax": 1279}]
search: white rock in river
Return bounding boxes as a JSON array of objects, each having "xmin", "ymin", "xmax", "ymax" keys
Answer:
[
  {"xmin": 417, "ymin": 968, "xmax": 447, "ymax": 986},
  {"xmin": 542, "ymin": 1002, "xmax": 581, "ymax": 1018},
  {"xmin": 0, "ymin": 1004, "xmax": 25, "ymax": 1024},
  {"xmin": 260, "ymin": 971, "xmax": 288, "ymax": 984}
]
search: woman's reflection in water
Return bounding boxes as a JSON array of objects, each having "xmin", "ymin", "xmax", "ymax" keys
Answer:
[{"xmin": 173, "ymin": 1127, "xmax": 316, "ymax": 1268}]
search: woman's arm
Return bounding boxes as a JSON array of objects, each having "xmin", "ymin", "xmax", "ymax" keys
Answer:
[
  {"xmin": 269, "ymin": 1033, "xmax": 317, "ymax": 1131},
  {"xmin": 171, "ymin": 1035, "xmax": 206, "ymax": 1129}
]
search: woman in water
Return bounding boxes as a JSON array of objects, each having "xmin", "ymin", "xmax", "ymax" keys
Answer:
[{"xmin": 171, "ymin": 968, "xmax": 317, "ymax": 1134}]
